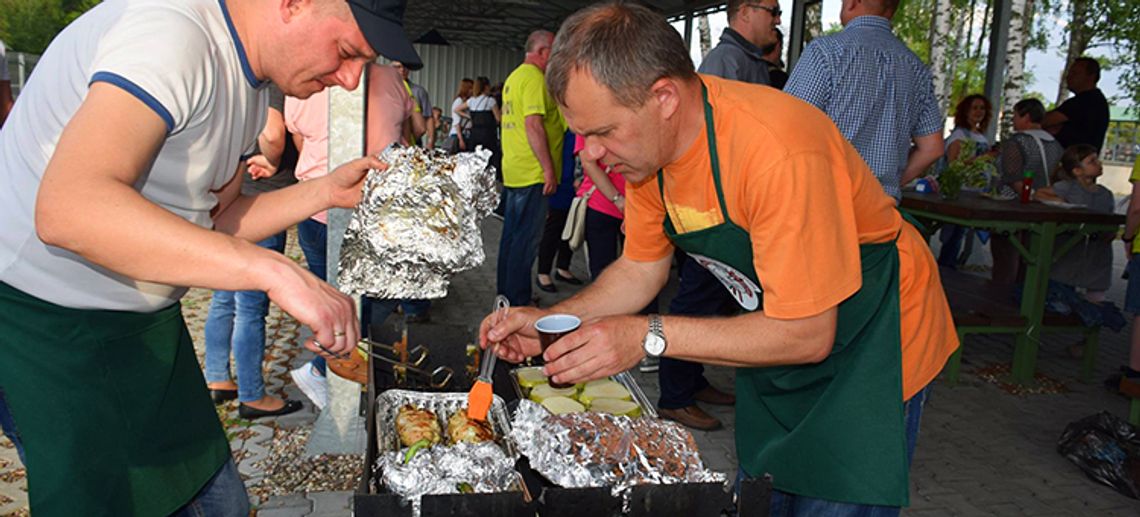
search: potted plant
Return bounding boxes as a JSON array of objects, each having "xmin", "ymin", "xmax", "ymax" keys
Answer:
[{"xmin": 937, "ymin": 140, "xmax": 995, "ymax": 200}]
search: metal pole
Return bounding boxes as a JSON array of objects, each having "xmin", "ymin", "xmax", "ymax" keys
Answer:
[
  {"xmin": 683, "ymin": 10, "xmax": 693, "ymax": 50},
  {"xmin": 983, "ymin": 0, "xmax": 1011, "ymax": 141},
  {"xmin": 787, "ymin": 0, "xmax": 810, "ymax": 72}
]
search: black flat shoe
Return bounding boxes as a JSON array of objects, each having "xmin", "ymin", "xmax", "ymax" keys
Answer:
[
  {"xmin": 536, "ymin": 279, "xmax": 557, "ymax": 293},
  {"xmin": 555, "ymin": 272, "xmax": 584, "ymax": 285},
  {"xmin": 238, "ymin": 400, "xmax": 303, "ymax": 419},
  {"xmin": 210, "ymin": 389, "xmax": 238, "ymax": 404}
]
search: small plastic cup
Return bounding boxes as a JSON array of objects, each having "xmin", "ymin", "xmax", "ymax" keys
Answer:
[{"xmin": 534, "ymin": 314, "xmax": 581, "ymax": 388}]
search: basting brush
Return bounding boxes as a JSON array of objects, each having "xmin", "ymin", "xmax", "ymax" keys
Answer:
[{"xmin": 468, "ymin": 295, "xmax": 508, "ymax": 421}]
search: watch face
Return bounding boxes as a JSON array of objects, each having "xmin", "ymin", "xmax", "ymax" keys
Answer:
[{"xmin": 644, "ymin": 333, "xmax": 666, "ymax": 356}]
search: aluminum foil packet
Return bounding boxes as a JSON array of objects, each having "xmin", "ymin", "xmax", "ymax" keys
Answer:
[
  {"xmin": 509, "ymin": 399, "xmax": 726, "ymax": 494},
  {"xmin": 338, "ymin": 145, "xmax": 499, "ymax": 299},
  {"xmin": 376, "ymin": 441, "xmax": 520, "ymax": 513}
]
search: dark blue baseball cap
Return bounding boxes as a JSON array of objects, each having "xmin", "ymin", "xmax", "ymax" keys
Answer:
[{"xmin": 346, "ymin": 0, "xmax": 422, "ymax": 70}]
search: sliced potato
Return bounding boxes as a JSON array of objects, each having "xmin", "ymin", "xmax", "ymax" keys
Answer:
[
  {"xmin": 515, "ymin": 367, "xmax": 547, "ymax": 388},
  {"xmin": 540, "ymin": 396, "xmax": 585, "ymax": 414},
  {"xmin": 588, "ymin": 398, "xmax": 642, "ymax": 417},
  {"xmin": 529, "ymin": 383, "xmax": 577, "ymax": 403},
  {"xmin": 578, "ymin": 379, "xmax": 631, "ymax": 406}
]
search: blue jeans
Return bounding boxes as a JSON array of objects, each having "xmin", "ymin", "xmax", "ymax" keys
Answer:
[
  {"xmin": 738, "ymin": 386, "xmax": 931, "ymax": 516},
  {"xmin": 660, "ymin": 255, "xmax": 739, "ymax": 409},
  {"xmin": 204, "ymin": 232, "xmax": 286, "ymax": 402},
  {"xmin": 170, "ymin": 458, "xmax": 250, "ymax": 517},
  {"xmin": 497, "ymin": 184, "xmax": 548, "ymax": 306},
  {"xmin": 298, "ymin": 219, "xmax": 329, "ymax": 375},
  {"xmin": 0, "ymin": 387, "xmax": 24, "ymax": 464}
]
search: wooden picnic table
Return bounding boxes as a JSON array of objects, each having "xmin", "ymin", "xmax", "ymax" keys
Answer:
[{"xmin": 901, "ymin": 191, "xmax": 1124, "ymax": 383}]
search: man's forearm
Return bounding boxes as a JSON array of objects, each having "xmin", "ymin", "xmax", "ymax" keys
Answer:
[
  {"xmin": 660, "ymin": 307, "xmax": 837, "ymax": 367},
  {"xmin": 553, "ymin": 255, "xmax": 670, "ymax": 321},
  {"xmin": 524, "ymin": 115, "xmax": 555, "ymax": 176},
  {"xmin": 902, "ymin": 134, "xmax": 944, "ymax": 185},
  {"xmin": 213, "ymin": 175, "xmax": 337, "ymax": 241}
]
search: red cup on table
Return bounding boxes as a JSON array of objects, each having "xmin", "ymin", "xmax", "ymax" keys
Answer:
[{"xmin": 534, "ymin": 314, "xmax": 580, "ymax": 389}]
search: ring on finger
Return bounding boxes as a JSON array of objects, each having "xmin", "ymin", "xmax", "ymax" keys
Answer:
[{"xmin": 334, "ymin": 330, "xmax": 346, "ymax": 338}]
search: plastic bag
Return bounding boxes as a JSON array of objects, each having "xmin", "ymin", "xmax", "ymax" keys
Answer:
[{"xmin": 1056, "ymin": 411, "xmax": 1140, "ymax": 499}]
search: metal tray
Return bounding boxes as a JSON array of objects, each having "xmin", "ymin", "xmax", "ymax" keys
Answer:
[
  {"xmin": 508, "ymin": 368, "xmax": 658, "ymax": 419},
  {"xmin": 374, "ymin": 389, "xmax": 517, "ymax": 456}
]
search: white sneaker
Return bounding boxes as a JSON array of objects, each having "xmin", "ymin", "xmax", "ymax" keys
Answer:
[{"xmin": 290, "ymin": 364, "xmax": 329, "ymax": 410}]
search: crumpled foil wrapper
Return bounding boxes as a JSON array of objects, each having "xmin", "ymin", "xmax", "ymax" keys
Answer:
[
  {"xmin": 372, "ymin": 390, "xmax": 521, "ymax": 516},
  {"xmin": 509, "ymin": 399, "xmax": 726, "ymax": 495},
  {"xmin": 376, "ymin": 441, "xmax": 521, "ymax": 515},
  {"xmin": 338, "ymin": 145, "xmax": 499, "ymax": 299}
]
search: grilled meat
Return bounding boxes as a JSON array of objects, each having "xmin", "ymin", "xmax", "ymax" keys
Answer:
[
  {"xmin": 396, "ymin": 404, "xmax": 441, "ymax": 447},
  {"xmin": 447, "ymin": 410, "xmax": 494, "ymax": 444}
]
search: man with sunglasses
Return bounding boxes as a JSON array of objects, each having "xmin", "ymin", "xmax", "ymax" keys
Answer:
[
  {"xmin": 786, "ymin": 0, "xmax": 943, "ymax": 201},
  {"xmin": 698, "ymin": 0, "xmax": 781, "ymax": 86}
]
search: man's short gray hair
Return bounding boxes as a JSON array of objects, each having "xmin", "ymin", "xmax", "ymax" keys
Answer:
[
  {"xmin": 546, "ymin": 2, "xmax": 697, "ymax": 109},
  {"xmin": 525, "ymin": 30, "xmax": 554, "ymax": 53}
]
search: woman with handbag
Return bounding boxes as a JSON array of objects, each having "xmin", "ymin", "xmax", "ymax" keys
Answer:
[{"xmin": 446, "ymin": 78, "xmax": 473, "ymax": 154}]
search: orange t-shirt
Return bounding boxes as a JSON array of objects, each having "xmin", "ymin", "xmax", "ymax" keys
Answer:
[{"xmin": 624, "ymin": 75, "xmax": 957, "ymax": 400}]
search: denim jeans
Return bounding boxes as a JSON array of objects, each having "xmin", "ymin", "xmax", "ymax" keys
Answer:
[
  {"xmin": 0, "ymin": 387, "xmax": 24, "ymax": 464},
  {"xmin": 204, "ymin": 232, "xmax": 286, "ymax": 402},
  {"xmin": 660, "ymin": 255, "xmax": 739, "ymax": 409},
  {"xmin": 737, "ymin": 386, "xmax": 931, "ymax": 517},
  {"xmin": 170, "ymin": 458, "xmax": 250, "ymax": 517},
  {"xmin": 497, "ymin": 184, "xmax": 548, "ymax": 306},
  {"xmin": 297, "ymin": 219, "xmax": 328, "ymax": 375}
]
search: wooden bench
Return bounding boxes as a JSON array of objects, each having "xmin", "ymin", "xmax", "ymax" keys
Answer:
[{"xmin": 939, "ymin": 267, "xmax": 1101, "ymax": 384}]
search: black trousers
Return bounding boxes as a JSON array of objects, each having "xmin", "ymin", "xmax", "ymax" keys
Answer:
[{"xmin": 537, "ymin": 207, "xmax": 573, "ymax": 276}]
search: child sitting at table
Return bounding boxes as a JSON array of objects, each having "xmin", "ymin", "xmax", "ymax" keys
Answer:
[{"xmin": 1035, "ymin": 144, "xmax": 1115, "ymax": 302}]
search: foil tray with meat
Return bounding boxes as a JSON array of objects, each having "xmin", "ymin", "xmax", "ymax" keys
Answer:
[
  {"xmin": 509, "ymin": 399, "xmax": 725, "ymax": 494},
  {"xmin": 372, "ymin": 390, "xmax": 522, "ymax": 513}
]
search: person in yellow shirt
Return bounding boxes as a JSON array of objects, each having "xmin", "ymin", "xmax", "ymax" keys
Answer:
[
  {"xmin": 497, "ymin": 29, "xmax": 567, "ymax": 306},
  {"xmin": 1116, "ymin": 155, "xmax": 1140, "ymax": 389},
  {"xmin": 481, "ymin": 4, "xmax": 957, "ymax": 514}
]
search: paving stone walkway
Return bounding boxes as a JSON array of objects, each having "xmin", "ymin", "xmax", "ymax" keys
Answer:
[{"xmin": 3, "ymin": 219, "xmax": 1140, "ymax": 516}]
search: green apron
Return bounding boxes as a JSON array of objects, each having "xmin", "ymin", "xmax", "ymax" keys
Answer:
[
  {"xmin": 0, "ymin": 282, "xmax": 230, "ymax": 516},
  {"xmin": 656, "ymin": 84, "xmax": 909, "ymax": 506}
]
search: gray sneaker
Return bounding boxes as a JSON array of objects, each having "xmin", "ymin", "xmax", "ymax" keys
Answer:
[{"xmin": 638, "ymin": 357, "xmax": 659, "ymax": 373}]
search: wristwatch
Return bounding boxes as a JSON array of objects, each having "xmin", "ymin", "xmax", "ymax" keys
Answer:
[{"xmin": 642, "ymin": 314, "xmax": 667, "ymax": 357}]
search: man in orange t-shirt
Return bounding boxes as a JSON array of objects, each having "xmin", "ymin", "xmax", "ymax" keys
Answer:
[{"xmin": 480, "ymin": 4, "xmax": 958, "ymax": 513}]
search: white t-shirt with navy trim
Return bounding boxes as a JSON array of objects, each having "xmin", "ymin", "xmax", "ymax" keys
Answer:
[{"xmin": 0, "ymin": 0, "xmax": 267, "ymax": 311}]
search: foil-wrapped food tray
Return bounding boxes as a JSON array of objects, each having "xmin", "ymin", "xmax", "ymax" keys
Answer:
[
  {"xmin": 509, "ymin": 367, "xmax": 659, "ymax": 419},
  {"xmin": 509, "ymin": 399, "xmax": 726, "ymax": 493},
  {"xmin": 374, "ymin": 389, "xmax": 516, "ymax": 457},
  {"xmin": 372, "ymin": 390, "xmax": 523, "ymax": 514}
]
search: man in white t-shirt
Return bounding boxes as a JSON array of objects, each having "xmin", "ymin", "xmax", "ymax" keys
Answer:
[
  {"xmin": 0, "ymin": 0, "xmax": 420, "ymax": 515},
  {"xmin": 0, "ymin": 38, "xmax": 12, "ymax": 127}
]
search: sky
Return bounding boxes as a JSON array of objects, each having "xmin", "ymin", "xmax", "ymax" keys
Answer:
[{"xmin": 672, "ymin": 0, "xmax": 1130, "ymax": 109}]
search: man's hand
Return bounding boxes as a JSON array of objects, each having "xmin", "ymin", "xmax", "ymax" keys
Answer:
[
  {"xmin": 541, "ymin": 315, "xmax": 646, "ymax": 385},
  {"xmin": 1126, "ymin": 240, "xmax": 1134, "ymax": 261},
  {"xmin": 325, "ymin": 155, "xmax": 386, "ymax": 209},
  {"xmin": 480, "ymin": 306, "xmax": 547, "ymax": 362},
  {"xmin": 263, "ymin": 259, "xmax": 360, "ymax": 358},
  {"xmin": 542, "ymin": 168, "xmax": 557, "ymax": 196},
  {"xmin": 246, "ymin": 154, "xmax": 278, "ymax": 179}
]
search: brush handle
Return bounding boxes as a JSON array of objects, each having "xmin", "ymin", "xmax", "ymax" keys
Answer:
[{"xmin": 479, "ymin": 295, "xmax": 509, "ymax": 382}]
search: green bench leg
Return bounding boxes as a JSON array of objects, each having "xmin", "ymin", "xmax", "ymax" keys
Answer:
[
  {"xmin": 1131, "ymin": 398, "xmax": 1140, "ymax": 427},
  {"xmin": 947, "ymin": 330, "xmax": 967, "ymax": 386},
  {"xmin": 1080, "ymin": 327, "xmax": 1101, "ymax": 383}
]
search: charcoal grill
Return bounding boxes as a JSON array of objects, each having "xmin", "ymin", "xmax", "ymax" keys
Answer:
[{"xmin": 354, "ymin": 321, "xmax": 771, "ymax": 516}]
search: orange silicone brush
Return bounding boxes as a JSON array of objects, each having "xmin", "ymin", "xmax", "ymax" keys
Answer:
[{"xmin": 468, "ymin": 295, "xmax": 508, "ymax": 421}]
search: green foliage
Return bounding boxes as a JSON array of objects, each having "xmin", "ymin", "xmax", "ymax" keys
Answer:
[
  {"xmin": 0, "ymin": 0, "xmax": 101, "ymax": 54},
  {"xmin": 938, "ymin": 139, "xmax": 995, "ymax": 200}
]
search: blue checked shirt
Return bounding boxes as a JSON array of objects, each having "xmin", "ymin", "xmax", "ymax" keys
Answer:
[{"xmin": 786, "ymin": 16, "xmax": 943, "ymax": 200}]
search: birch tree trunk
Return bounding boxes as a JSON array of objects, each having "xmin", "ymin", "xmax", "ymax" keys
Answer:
[
  {"xmin": 698, "ymin": 15, "xmax": 712, "ymax": 58},
  {"xmin": 1055, "ymin": 0, "xmax": 1092, "ymax": 105},
  {"xmin": 806, "ymin": 2, "xmax": 823, "ymax": 43},
  {"xmin": 1000, "ymin": 0, "xmax": 1031, "ymax": 138},
  {"xmin": 946, "ymin": 2, "xmax": 967, "ymax": 104},
  {"xmin": 929, "ymin": 0, "xmax": 955, "ymax": 115}
]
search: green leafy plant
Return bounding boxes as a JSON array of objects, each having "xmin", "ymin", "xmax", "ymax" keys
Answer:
[{"xmin": 938, "ymin": 139, "xmax": 995, "ymax": 200}]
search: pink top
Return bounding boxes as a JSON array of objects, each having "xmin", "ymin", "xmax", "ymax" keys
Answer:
[
  {"xmin": 574, "ymin": 136, "xmax": 625, "ymax": 220},
  {"xmin": 285, "ymin": 89, "xmax": 330, "ymax": 223},
  {"xmin": 366, "ymin": 64, "xmax": 415, "ymax": 153}
]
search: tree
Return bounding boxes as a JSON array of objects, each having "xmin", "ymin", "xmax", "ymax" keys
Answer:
[
  {"xmin": 928, "ymin": 0, "xmax": 954, "ymax": 115},
  {"xmin": 1051, "ymin": 1, "xmax": 1140, "ymax": 109},
  {"xmin": 0, "ymin": 0, "xmax": 101, "ymax": 54},
  {"xmin": 999, "ymin": 0, "xmax": 1032, "ymax": 138},
  {"xmin": 698, "ymin": 15, "xmax": 712, "ymax": 58}
]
